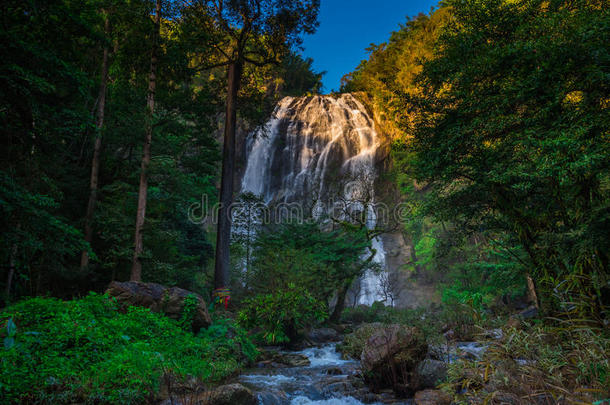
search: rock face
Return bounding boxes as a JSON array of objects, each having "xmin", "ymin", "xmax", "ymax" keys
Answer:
[
  {"xmin": 360, "ymin": 324, "xmax": 427, "ymax": 394},
  {"xmin": 414, "ymin": 389, "xmax": 452, "ymax": 405},
  {"xmin": 106, "ymin": 281, "xmax": 211, "ymax": 331},
  {"xmin": 414, "ymin": 359, "xmax": 448, "ymax": 390}
]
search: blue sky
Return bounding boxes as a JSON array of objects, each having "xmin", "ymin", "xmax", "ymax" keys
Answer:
[{"xmin": 301, "ymin": 0, "xmax": 439, "ymax": 93}]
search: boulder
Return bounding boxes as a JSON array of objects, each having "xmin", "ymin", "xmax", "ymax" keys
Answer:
[
  {"xmin": 414, "ymin": 359, "xmax": 448, "ymax": 390},
  {"xmin": 414, "ymin": 389, "xmax": 452, "ymax": 405},
  {"xmin": 205, "ymin": 383, "xmax": 257, "ymax": 405},
  {"xmin": 338, "ymin": 322, "xmax": 383, "ymax": 359},
  {"xmin": 275, "ymin": 353, "xmax": 310, "ymax": 367},
  {"xmin": 256, "ymin": 350, "xmax": 310, "ymax": 367},
  {"xmin": 305, "ymin": 327, "xmax": 340, "ymax": 343},
  {"xmin": 106, "ymin": 281, "xmax": 211, "ymax": 331},
  {"xmin": 360, "ymin": 324, "xmax": 427, "ymax": 393}
]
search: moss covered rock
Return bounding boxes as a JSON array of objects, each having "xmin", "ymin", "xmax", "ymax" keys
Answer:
[{"xmin": 338, "ymin": 322, "xmax": 383, "ymax": 359}]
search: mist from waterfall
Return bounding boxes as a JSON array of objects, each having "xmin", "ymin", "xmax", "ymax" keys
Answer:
[{"xmin": 240, "ymin": 94, "xmax": 387, "ymax": 305}]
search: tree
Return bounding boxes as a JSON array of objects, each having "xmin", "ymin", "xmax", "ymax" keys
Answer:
[
  {"xmin": 185, "ymin": 0, "xmax": 320, "ymax": 295},
  {"xmin": 82, "ymin": 10, "xmax": 111, "ymax": 270},
  {"xmin": 243, "ymin": 221, "xmax": 374, "ymax": 317},
  {"xmin": 131, "ymin": 0, "xmax": 162, "ymax": 281},
  {"xmin": 408, "ymin": 0, "xmax": 609, "ymax": 320},
  {"xmin": 1, "ymin": 0, "xmax": 106, "ymax": 299}
]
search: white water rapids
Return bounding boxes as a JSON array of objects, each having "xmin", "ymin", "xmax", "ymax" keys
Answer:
[
  {"xmin": 240, "ymin": 94, "xmax": 388, "ymax": 305},
  {"xmin": 239, "ymin": 343, "xmax": 377, "ymax": 405}
]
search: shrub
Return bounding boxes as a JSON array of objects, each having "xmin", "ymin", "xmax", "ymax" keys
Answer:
[
  {"xmin": 237, "ymin": 284, "xmax": 327, "ymax": 344},
  {"xmin": 0, "ymin": 293, "xmax": 256, "ymax": 404}
]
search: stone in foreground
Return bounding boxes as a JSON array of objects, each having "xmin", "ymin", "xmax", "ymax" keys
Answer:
[
  {"xmin": 106, "ymin": 281, "xmax": 211, "ymax": 331},
  {"xmin": 205, "ymin": 383, "xmax": 257, "ymax": 405}
]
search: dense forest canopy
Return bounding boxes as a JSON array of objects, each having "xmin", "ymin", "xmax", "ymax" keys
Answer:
[{"xmin": 0, "ymin": 0, "xmax": 323, "ymax": 301}]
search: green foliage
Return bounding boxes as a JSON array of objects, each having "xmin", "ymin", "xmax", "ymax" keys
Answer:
[
  {"xmin": 0, "ymin": 294, "xmax": 255, "ymax": 404},
  {"xmin": 347, "ymin": 0, "xmax": 609, "ymax": 321},
  {"xmin": 199, "ymin": 318, "xmax": 259, "ymax": 364},
  {"xmin": 341, "ymin": 304, "xmax": 472, "ymax": 345},
  {"xmin": 407, "ymin": 0, "xmax": 610, "ymax": 319},
  {"xmin": 177, "ymin": 294, "xmax": 199, "ymax": 331},
  {"xmin": 341, "ymin": 7, "xmax": 451, "ymax": 136},
  {"xmin": 238, "ymin": 221, "xmax": 375, "ymax": 307},
  {"xmin": 238, "ymin": 284, "xmax": 327, "ymax": 344},
  {"xmin": 277, "ymin": 53, "xmax": 324, "ymax": 95}
]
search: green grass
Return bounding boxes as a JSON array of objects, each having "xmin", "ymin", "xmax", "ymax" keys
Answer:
[{"xmin": 0, "ymin": 293, "xmax": 257, "ymax": 404}]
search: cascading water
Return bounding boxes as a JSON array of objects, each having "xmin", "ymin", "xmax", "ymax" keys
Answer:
[{"xmin": 240, "ymin": 94, "xmax": 387, "ymax": 305}]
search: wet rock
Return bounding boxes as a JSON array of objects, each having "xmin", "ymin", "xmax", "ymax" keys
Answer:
[
  {"xmin": 321, "ymin": 381, "xmax": 353, "ymax": 396},
  {"xmin": 205, "ymin": 383, "xmax": 257, "ymax": 405},
  {"xmin": 258, "ymin": 350, "xmax": 310, "ymax": 368},
  {"xmin": 414, "ymin": 359, "xmax": 447, "ymax": 390},
  {"xmin": 278, "ymin": 353, "xmax": 310, "ymax": 367},
  {"xmin": 457, "ymin": 342, "xmax": 488, "ymax": 360},
  {"xmin": 257, "ymin": 390, "xmax": 288, "ymax": 405},
  {"xmin": 355, "ymin": 390, "xmax": 386, "ymax": 404},
  {"xmin": 306, "ymin": 327, "xmax": 340, "ymax": 343},
  {"xmin": 106, "ymin": 281, "xmax": 211, "ymax": 332},
  {"xmin": 326, "ymin": 367, "xmax": 343, "ymax": 375},
  {"xmin": 414, "ymin": 389, "xmax": 451, "ymax": 405},
  {"xmin": 360, "ymin": 324, "xmax": 427, "ymax": 392}
]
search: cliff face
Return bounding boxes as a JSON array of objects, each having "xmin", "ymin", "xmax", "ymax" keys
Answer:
[{"xmin": 235, "ymin": 93, "xmax": 440, "ymax": 308}]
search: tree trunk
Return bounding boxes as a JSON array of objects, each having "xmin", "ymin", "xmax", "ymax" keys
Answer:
[
  {"xmin": 131, "ymin": 0, "xmax": 161, "ymax": 282},
  {"xmin": 81, "ymin": 13, "xmax": 110, "ymax": 270},
  {"xmin": 214, "ymin": 60, "xmax": 243, "ymax": 290},
  {"xmin": 5, "ymin": 236, "xmax": 19, "ymax": 305},
  {"xmin": 329, "ymin": 281, "xmax": 351, "ymax": 323}
]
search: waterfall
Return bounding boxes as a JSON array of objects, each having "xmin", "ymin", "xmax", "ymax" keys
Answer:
[{"xmin": 240, "ymin": 94, "xmax": 387, "ymax": 305}]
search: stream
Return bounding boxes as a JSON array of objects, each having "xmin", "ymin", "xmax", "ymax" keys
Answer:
[{"xmin": 239, "ymin": 343, "xmax": 412, "ymax": 405}]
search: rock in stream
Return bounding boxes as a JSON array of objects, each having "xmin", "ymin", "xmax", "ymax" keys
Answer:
[{"xmin": 239, "ymin": 343, "xmax": 411, "ymax": 405}]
